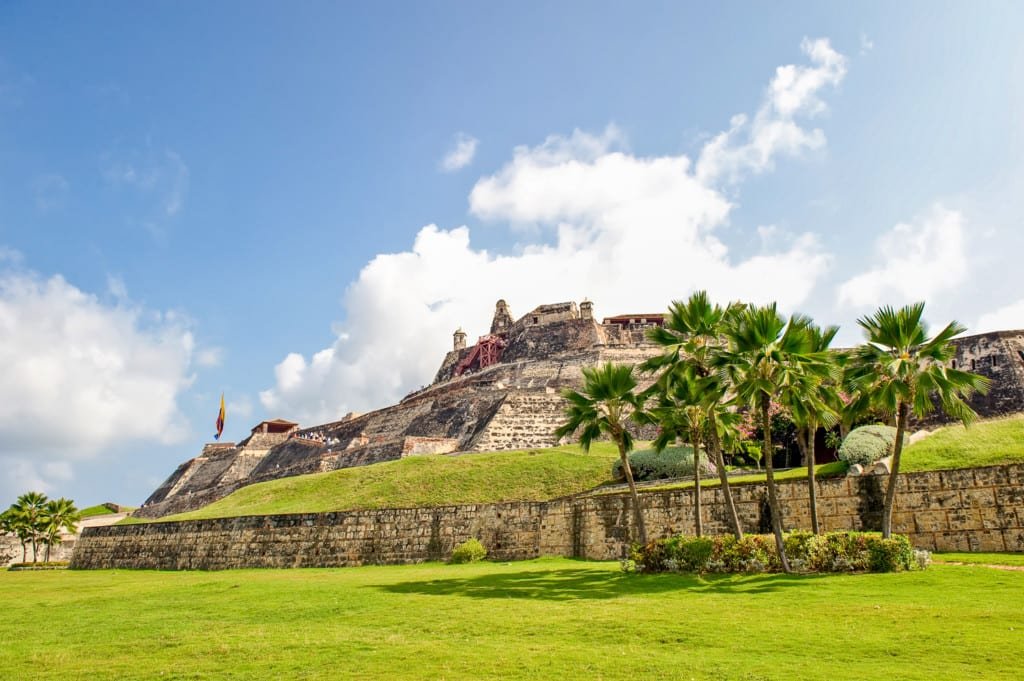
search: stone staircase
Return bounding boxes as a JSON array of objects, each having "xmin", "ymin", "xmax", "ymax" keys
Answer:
[{"xmin": 469, "ymin": 390, "xmax": 569, "ymax": 451}]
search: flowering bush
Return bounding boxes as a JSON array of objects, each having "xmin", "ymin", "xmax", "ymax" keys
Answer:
[{"xmin": 629, "ymin": 531, "xmax": 924, "ymax": 574}]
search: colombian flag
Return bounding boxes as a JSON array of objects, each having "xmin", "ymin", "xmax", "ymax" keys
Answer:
[{"xmin": 214, "ymin": 393, "xmax": 226, "ymax": 440}]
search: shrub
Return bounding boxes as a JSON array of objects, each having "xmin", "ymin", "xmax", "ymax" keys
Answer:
[
  {"xmin": 866, "ymin": 535, "xmax": 914, "ymax": 573},
  {"xmin": 611, "ymin": 446, "xmax": 716, "ymax": 482},
  {"xmin": 838, "ymin": 425, "xmax": 906, "ymax": 467},
  {"xmin": 449, "ymin": 538, "xmax": 487, "ymax": 564},
  {"xmin": 631, "ymin": 531, "xmax": 924, "ymax": 574}
]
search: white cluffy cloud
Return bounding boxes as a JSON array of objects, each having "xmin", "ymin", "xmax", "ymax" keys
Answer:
[
  {"xmin": 440, "ymin": 132, "xmax": 479, "ymax": 172},
  {"xmin": 696, "ymin": 37, "xmax": 846, "ymax": 185},
  {"xmin": 837, "ymin": 205, "xmax": 969, "ymax": 308},
  {"xmin": 977, "ymin": 300, "xmax": 1024, "ymax": 333},
  {"xmin": 0, "ymin": 263, "xmax": 196, "ymax": 497},
  {"xmin": 260, "ymin": 38, "xmax": 847, "ymax": 425}
]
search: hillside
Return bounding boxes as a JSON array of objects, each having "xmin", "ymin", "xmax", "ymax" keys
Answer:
[
  {"xmin": 902, "ymin": 414, "xmax": 1024, "ymax": 471},
  {"xmin": 146, "ymin": 443, "xmax": 620, "ymax": 522}
]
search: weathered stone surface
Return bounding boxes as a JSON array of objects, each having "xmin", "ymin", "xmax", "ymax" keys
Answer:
[{"xmin": 73, "ymin": 463, "xmax": 1024, "ymax": 570}]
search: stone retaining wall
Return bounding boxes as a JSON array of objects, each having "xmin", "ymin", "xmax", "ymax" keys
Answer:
[{"xmin": 72, "ymin": 463, "xmax": 1024, "ymax": 570}]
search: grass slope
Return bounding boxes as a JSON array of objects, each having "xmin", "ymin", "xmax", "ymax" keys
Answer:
[
  {"xmin": 902, "ymin": 414, "xmax": 1024, "ymax": 471},
  {"xmin": 79, "ymin": 504, "xmax": 134, "ymax": 518},
  {"xmin": 1, "ymin": 559, "xmax": 1022, "ymax": 680},
  {"xmin": 161, "ymin": 443, "xmax": 619, "ymax": 521},
  {"xmin": 934, "ymin": 552, "xmax": 1024, "ymax": 567}
]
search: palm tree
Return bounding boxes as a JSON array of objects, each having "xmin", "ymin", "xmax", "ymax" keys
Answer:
[
  {"xmin": 646, "ymin": 370, "xmax": 710, "ymax": 536},
  {"xmin": 41, "ymin": 498, "xmax": 80, "ymax": 563},
  {"xmin": 849, "ymin": 303, "xmax": 989, "ymax": 538},
  {"xmin": 555, "ymin": 362, "xmax": 649, "ymax": 545},
  {"xmin": 783, "ymin": 323, "xmax": 840, "ymax": 535},
  {"xmin": 722, "ymin": 304, "xmax": 833, "ymax": 572},
  {"xmin": 11, "ymin": 491, "xmax": 48, "ymax": 563},
  {"xmin": 642, "ymin": 291, "xmax": 744, "ymax": 539}
]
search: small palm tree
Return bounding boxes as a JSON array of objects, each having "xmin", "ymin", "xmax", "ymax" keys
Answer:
[
  {"xmin": 783, "ymin": 323, "xmax": 840, "ymax": 534},
  {"xmin": 11, "ymin": 491, "xmax": 48, "ymax": 563},
  {"xmin": 643, "ymin": 291, "xmax": 744, "ymax": 538},
  {"xmin": 41, "ymin": 498, "xmax": 80, "ymax": 563},
  {"xmin": 850, "ymin": 303, "xmax": 989, "ymax": 537},
  {"xmin": 647, "ymin": 369, "xmax": 711, "ymax": 536},
  {"xmin": 722, "ymin": 304, "xmax": 834, "ymax": 572},
  {"xmin": 555, "ymin": 363, "xmax": 649, "ymax": 545}
]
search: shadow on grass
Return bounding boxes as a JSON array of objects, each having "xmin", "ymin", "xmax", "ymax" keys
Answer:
[{"xmin": 372, "ymin": 566, "xmax": 829, "ymax": 601}]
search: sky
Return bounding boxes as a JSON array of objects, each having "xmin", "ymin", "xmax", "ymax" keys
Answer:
[{"xmin": 1, "ymin": 2, "xmax": 1023, "ymax": 506}]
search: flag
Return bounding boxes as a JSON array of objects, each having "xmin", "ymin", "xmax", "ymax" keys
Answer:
[{"xmin": 214, "ymin": 393, "xmax": 226, "ymax": 440}]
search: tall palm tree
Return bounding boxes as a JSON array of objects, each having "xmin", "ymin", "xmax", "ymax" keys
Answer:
[
  {"xmin": 849, "ymin": 303, "xmax": 989, "ymax": 537},
  {"xmin": 11, "ymin": 491, "xmax": 48, "ymax": 563},
  {"xmin": 555, "ymin": 362, "xmax": 649, "ymax": 545},
  {"xmin": 721, "ymin": 304, "xmax": 833, "ymax": 572},
  {"xmin": 41, "ymin": 498, "xmax": 80, "ymax": 563},
  {"xmin": 783, "ymin": 323, "xmax": 840, "ymax": 535},
  {"xmin": 642, "ymin": 291, "xmax": 744, "ymax": 539}
]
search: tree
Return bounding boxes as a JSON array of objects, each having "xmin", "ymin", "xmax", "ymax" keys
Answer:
[
  {"xmin": 41, "ymin": 498, "xmax": 80, "ymax": 563},
  {"xmin": 721, "ymin": 304, "xmax": 833, "ymax": 572},
  {"xmin": 646, "ymin": 370, "xmax": 711, "ymax": 536},
  {"xmin": 850, "ymin": 303, "xmax": 989, "ymax": 538},
  {"xmin": 783, "ymin": 323, "xmax": 840, "ymax": 535},
  {"xmin": 11, "ymin": 492, "xmax": 48, "ymax": 563},
  {"xmin": 555, "ymin": 362, "xmax": 649, "ymax": 545},
  {"xmin": 642, "ymin": 291, "xmax": 744, "ymax": 539}
]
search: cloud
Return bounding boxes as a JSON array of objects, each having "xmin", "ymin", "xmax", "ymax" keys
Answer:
[
  {"xmin": 977, "ymin": 300, "xmax": 1024, "ymax": 333},
  {"xmin": 259, "ymin": 39, "xmax": 844, "ymax": 425},
  {"xmin": 0, "ymin": 260, "xmax": 197, "ymax": 498},
  {"xmin": 195, "ymin": 347, "xmax": 224, "ymax": 368},
  {"xmin": 101, "ymin": 147, "xmax": 190, "ymax": 217},
  {"xmin": 860, "ymin": 33, "xmax": 875, "ymax": 55},
  {"xmin": 837, "ymin": 205, "xmax": 969, "ymax": 308},
  {"xmin": 696, "ymin": 37, "xmax": 846, "ymax": 185},
  {"xmin": 32, "ymin": 174, "xmax": 69, "ymax": 212},
  {"xmin": 440, "ymin": 132, "xmax": 479, "ymax": 172}
]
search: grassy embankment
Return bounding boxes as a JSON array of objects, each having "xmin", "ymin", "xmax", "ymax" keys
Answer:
[
  {"xmin": 128, "ymin": 415, "xmax": 1024, "ymax": 522},
  {"xmin": 79, "ymin": 504, "xmax": 135, "ymax": 518},
  {"xmin": 1, "ymin": 559, "xmax": 1022, "ymax": 680}
]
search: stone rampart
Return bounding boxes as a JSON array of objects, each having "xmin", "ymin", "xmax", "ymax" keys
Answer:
[{"xmin": 73, "ymin": 463, "xmax": 1024, "ymax": 570}]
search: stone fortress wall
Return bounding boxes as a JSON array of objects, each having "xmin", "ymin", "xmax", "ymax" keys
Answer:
[
  {"xmin": 73, "ymin": 462, "xmax": 1024, "ymax": 570},
  {"xmin": 134, "ymin": 298, "xmax": 1024, "ymax": 520}
]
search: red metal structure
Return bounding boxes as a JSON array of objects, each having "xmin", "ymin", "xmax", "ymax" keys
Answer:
[{"xmin": 454, "ymin": 334, "xmax": 508, "ymax": 376}]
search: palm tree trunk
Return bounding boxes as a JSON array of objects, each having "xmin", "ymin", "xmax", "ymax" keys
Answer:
[
  {"xmin": 805, "ymin": 424, "xmax": 820, "ymax": 535},
  {"xmin": 44, "ymin": 542, "xmax": 51, "ymax": 563},
  {"xmin": 30, "ymin": 537, "xmax": 37, "ymax": 563},
  {"xmin": 761, "ymin": 394, "xmax": 791, "ymax": 573},
  {"xmin": 690, "ymin": 431, "xmax": 703, "ymax": 537},
  {"xmin": 617, "ymin": 439, "xmax": 649, "ymax": 546},
  {"xmin": 708, "ymin": 412, "xmax": 742, "ymax": 539},
  {"xmin": 881, "ymin": 402, "xmax": 909, "ymax": 538},
  {"xmin": 20, "ymin": 542, "xmax": 26, "ymax": 563}
]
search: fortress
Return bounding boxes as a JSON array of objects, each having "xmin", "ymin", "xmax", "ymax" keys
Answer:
[{"xmin": 135, "ymin": 300, "xmax": 1024, "ymax": 519}]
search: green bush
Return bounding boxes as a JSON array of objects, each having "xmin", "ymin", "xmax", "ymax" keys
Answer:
[
  {"xmin": 611, "ymin": 446, "xmax": 716, "ymax": 482},
  {"xmin": 866, "ymin": 535, "xmax": 914, "ymax": 573},
  {"xmin": 838, "ymin": 425, "xmax": 906, "ymax": 467},
  {"xmin": 631, "ymin": 531, "xmax": 924, "ymax": 574},
  {"xmin": 449, "ymin": 538, "xmax": 487, "ymax": 564}
]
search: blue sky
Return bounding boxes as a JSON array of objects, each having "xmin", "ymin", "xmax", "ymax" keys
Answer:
[{"xmin": 1, "ymin": 2, "xmax": 1022, "ymax": 506}]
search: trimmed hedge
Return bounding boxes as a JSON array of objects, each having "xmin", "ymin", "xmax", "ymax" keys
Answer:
[
  {"xmin": 629, "ymin": 531, "xmax": 926, "ymax": 574},
  {"xmin": 838, "ymin": 425, "xmax": 906, "ymax": 467},
  {"xmin": 611, "ymin": 446, "xmax": 716, "ymax": 482}
]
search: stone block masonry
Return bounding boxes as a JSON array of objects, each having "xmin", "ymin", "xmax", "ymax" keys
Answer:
[{"xmin": 72, "ymin": 463, "xmax": 1024, "ymax": 570}]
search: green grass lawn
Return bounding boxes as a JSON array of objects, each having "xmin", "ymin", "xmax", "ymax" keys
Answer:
[
  {"xmin": 901, "ymin": 414, "xmax": 1024, "ymax": 472},
  {"xmin": 156, "ymin": 443, "xmax": 620, "ymax": 522},
  {"xmin": 934, "ymin": 552, "xmax": 1024, "ymax": 567},
  {"xmin": 1, "ymin": 559, "xmax": 1021, "ymax": 680}
]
